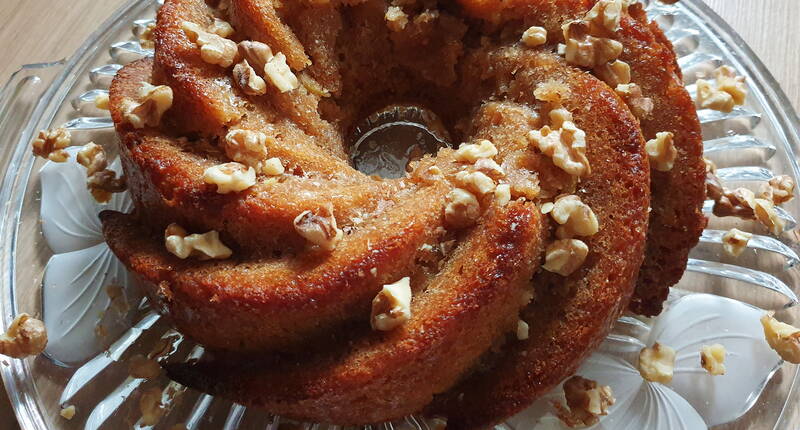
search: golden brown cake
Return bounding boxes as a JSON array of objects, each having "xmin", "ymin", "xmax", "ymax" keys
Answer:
[{"xmin": 99, "ymin": 0, "xmax": 702, "ymax": 427}]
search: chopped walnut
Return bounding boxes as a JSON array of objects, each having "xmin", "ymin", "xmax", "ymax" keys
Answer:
[
  {"xmin": 696, "ymin": 79, "xmax": 734, "ymax": 113},
  {"xmin": 181, "ymin": 21, "xmax": 238, "ymax": 68},
  {"xmin": 562, "ymin": 21, "xmax": 623, "ymax": 68},
  {"xmin": 700, "ymin": 344, "xmax": 726, "ymax": 375},
  {"xmin": 584, "ymin": 0, "xmax": 626, "ymax": 33},
  {"xmin": 554, "ymin": 376, "xmax": 615, "ymax": 428},
  {"xmin": 262, "ymin": 157, "xmax": 285, "ymax": 176},
  {"xmin": 645, "ymin": 132, "xmax": 677, "ymax": 172},
  {"xmin": 129, "ymin": 354, "xmax": 161, "ymax": 379},
  {"xmin": 761, "ymin": 313, "xmax": 800, "ymax": 364},
  {"xmin": 758, "ymin": 175, "xmax": 795, "ymax": 205},
  {"xmin": 638, "ymin": 342, "xmax": 676, "ymax": 383},
  {"xmin": 549, "ymin": 195, "xmax": 600, "ymax": 238},
  {"xmin": 203, "ymin": 162, "xmax": 256, "ymax": 194},
  {"xmin": 139, "ymin": 22, "xmax": 156, "ymax": 50},
  {"xmin": 94, "ymin": 93, "xmax": 110, "ymax": 110},
  {"xmin": 454, "ymin": 170, "xmax": 496, "ymax": 196},
  {"xmin": 233, "ymin": 60, "xmax": 267, "ymax": 96},
  {"xmin": 444, "ymin": 188, "xmax": 481, "ymax": 228},
  {"xmin": 455, "ymin": 140, "xmax": 498, "ymax": 163},
  {"xmin": 122, "ymin": 82, "xmax": 173, "ymax": 128},
  {"xmin": 494, "ymin": 183, "xmax": 512, "ymax": 206},
  {"xmin": 474, "ymin": 158, "xmax": 505, "ymax": 177},
  {"xmin": 224, "ymin": 129, "xmax": 270, "ymax": 172},
  {"xmin": 238, "ymin": 40, "xmax": 274, "ymax": 74},
  {"xmin": 516, "ymin": 319, "xmax": 530, "ymax": 340},
  {"xmin": 543, "ymin": 239, "xmax": 589, "ymax": 276},
  {"xmin": 164, "ymin": 223, "xmax": 233, "ymax": 260},
  {"xmin": 594, "ymin": 59, "xmax": 630, "ymax": 87},
  {"xmin": 529, "ymin": 122, "xmax": 590, "ymax": 177},
  {"xmin": 753, "ymin": 198, "xmax": 785, "ymax": 235},
  {"xmin": 722, "ymin": 228, "xmax": 752, "ymax": 257},
  {"xmin": 77, "ymin": 142, "xmax": 107, "ymax": 176},
  {"xmin": 385, "ymin": 6, "xmax": 409, "ymax": 32},
  {"xmin": 209, "ymin": 17, "xmax": 235, "ymax": 38},
  {"xmin": 293, "ymin": 206, "xmax": 344, "ymax": 251},
  {"xmin": 428, "ymin": 417, "xmax": 447, "ymax": 430},
  {"xmin": 615, "ymin": 83, "xmax": 654, "ymax": 119},
  {"xmin": 77, "ymin": 142, "xmax": 126, "ymax": 203},
  {"xmin": 521, "ymin": 26, "xmax": 547, "ymax": 47},
  {"xmin": 0, "ymin": 314, "xmax": 47, "ymax": 358},
  {"xmin": 371, "ymin": 277, "xmax": 413, "ymax": 331},
  {"xmin": 714, "ymin": 65, "xmax": 747, "ymax": 106},
  {"xmin": 32, "ymin": 128, "xmax": 71, "ymax": 162},
  {"xmin": 265, "ymin": 53, "xmax": 299, "ymax": 93},
  {"xmin": 139, "ymin": 387, "xmax": 165, "ymax": 426},
  {"xmin": 548, "ymin": 106, "xmax": 574, "ymax": 129},
  {"xmin": 60, "ymin": 405, "xmax": 76, "ymax": 420}
]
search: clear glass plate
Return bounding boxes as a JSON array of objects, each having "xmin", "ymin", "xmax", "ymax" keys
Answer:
[{"xmin": 0, "ymin": 0, "xmax": 798, "ymax": 429}]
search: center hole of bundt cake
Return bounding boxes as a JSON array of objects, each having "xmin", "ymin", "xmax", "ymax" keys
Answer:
[{"xmin": 348, "ymin": 104, "xmax": 452, "ymax": 179}]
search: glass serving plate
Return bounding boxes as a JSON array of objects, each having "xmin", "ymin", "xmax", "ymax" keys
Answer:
[{"xmin": 1, "ymin": 0, "xmax": 799, "ymax": 429}]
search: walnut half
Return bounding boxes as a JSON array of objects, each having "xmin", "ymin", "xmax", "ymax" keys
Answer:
[
  {"xmin": 761, "ymin": 313, "xmax": 800, "ymax": 364},
  {"xmin": 371, "ymin": 277, "xmax": 413, "ymax": 331},
  {"xmin": 0, "ymin": 314, "xmax": 47, "ymax": 358},
  {"xmin": 32, "ymin": 128, "xmax": 71, "ymax": 162},
  {"xmin": 293, "ymin": 206, "xmax": 344, "ymax": 251},
  {"xmin": 554, "ymin": 376, "xmax": 615, "ymax": 428}
]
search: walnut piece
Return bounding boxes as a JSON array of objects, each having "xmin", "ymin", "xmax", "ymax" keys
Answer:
[
  {"xmin": 32, "ymin": 128, "xmax": 71, "ymax": 162},
  {"xmin": 77, "ymin": 142, "xmax": 107, "ymax": 176},
  {"xmin": 129, "ymin": 354, "xmax": 161, "ymax": 379},
  {"xmin": 238, "ymin": 40, "xmax": 274, "ymax": 73},
  {"xmin": 714, "ymin": 65, "xmax": 747, "ymax": 105},
  {"xmin": 700, "ymin": 344, "xmax": 726, "ymax": 375},
  {"xmin": 562, "ymin": 21, "xmax": 623, "ymax": 68},
  {"xmin": 758, "ymin": 175, "xmax": 795, "ymax": 205},
  {"xmin": 209, "ymin": 17, "xmax": 235, "ymax": 38},
  {"xmin": 0, "ymin": 314, "xmax": 47, "ymax": 358},
  {"xmin": 516, "ymin": 319, "xmax": 530, "ymax": 340},
  {"xmin": 233, "ymin": 60, "xmax": 267, "ymax": 96},
  {"xmin": 594, "ymin": 59, "xmax": 631, "ymax": 87},
  {"xmin": 203, "ymin": 162, "xmax": 256, "ymax": 194},
  {"xmin": 385, "ymin": 6, "xmax": 409, "ymax": 32},
  {"xmin": 94, "ymin": 93, "xmax": 110, "ymax": 110},
  {"xmin": 122, "ymin": 82, "xmax": 173, "ymax": 128},
  {"xmin": 262, "ymin": 157, "xmax": 285, "ymax": 176},
  {"xmin": 474, "ymin": 158, "xmax": 505, "ymax": 177},
  {"xmin": 529, "ymin": 122, "xmax": 591, "ymax": 178},
  {"xmin": 753, "ymin": 198, "xmax": 785, "ymax": 236},
  {"xmin": 761, "ymin": 313, "xmax": 800, "ymax": 364},
  {"xmin": 77, "ymin": 142, "xmax": 126, "ymax": 203},
  {"xmin": 615, "ymin": 83, "xmax": 654, "ymax": 119},
  {"xmin": 181, "ymin": 21, "xmax": 238, "ymax": 67},
  {"xmin": 225, "ymin": 129, "xmax": 270, "ymax": 171},
  {"xmin": 60, "ymin": 405, "xmax": 76, "ymax": 420},
  {"xmin": 293, "ymin": 206, "xmax": 344, "ymax": 251},
  {"xmin": 444, "ymin": 188, "xmax": 481, "ymax": 228},
  {"xmin": 554, "ymin": 376, "xmax": 615, "ymax": 428},
  {"xmin": 696, "ymin": 66, "xmax": 746, "ymax": 113},
  {"xmin": 543, "ymin": 239, "xmax": 589, "ymax": 276},
  {"xmin": 638, "ymin": 342, "xmax": 676, "ymax": 383},
  {"xmin": 722, "ymin": 228, "xmax": 751, "ymax": 257},
  {"xmin": 164, "ymin": 223, "xmax": 233, "ymax": 260},
  {"xmin": 139, "ymin": 387, "xmax": 165, "ymax": 426},
  {"xmin": 139, "ymin": 22, "xmax": 156, "ymax": 50},
  {"xmin": 584, "ymin": 0, "xmax": 627, "ymax": 33},
  {"xmin": 549, "ymin": 195, "xmax": 600, "ymax": 239},
  {"xmin": 645, "ymin": 132, "xmax": 677, "ymax": 172},
  {"xmin": 454, "ymin": 170, "xmax": 496, "ymax": 196},
  {"xmin": 455, "ymin": 139, "xmax": 498, "ymax": 163},
  {"xmin": 521, "ymin": 26, "xmax": 547, "ymax": 47},
  {"xmin": 494, "ymin": 183, "xmax": 512, "ymax": 206},
  {"xmin": 265, "ymin": 53, "xmax": 300, "ymax": 93},
  {"xmin": 371, "ymin": 277, "xmax": 413, "ymax": 331}
]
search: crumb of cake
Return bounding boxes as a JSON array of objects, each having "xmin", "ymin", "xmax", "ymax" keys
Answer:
[
  {"xmin": 533, "ymin": 81, "xmax": 571, "ymax": 103},
  {"xmin": 265, "ymin": 53, "xmax": 300, "ymax": 93},
  {"xmin": 225, "ymin": 129, "xmax": 271, "ymax": 171},
  {"xmin": 638, "ymin": 342, "xmax": 676, "ymax": 383},
  {"xmin": 165, "ymin": 223, "xmax": 233, "ymax": 260},
  {"xmin": 714, "ymin": 65, "xmax": 747, "ymax": 105},
  {"xmin": 122, "ymin": 82, "xmax": 173, "ymax": 128},
  {"xmin": 371, "ymin": 277, "xmax": 413, "ymax": 331},
  {"xmin": 562, "ymin": 21, "xmax": 623, "ymax": 68},
  {"xmin": 554, "ymin": 375, "xmax": 615, "ymax": 428},
  {"xmin": 32, "ymin": 128, "xmax": 71, "ymax": 162},
  {"xmin": 521, "ymin": 26, "xmax": 547, "ymax": 47},
  {"xmin": 455, "ymin": 140, "xmax": 498, "ymax": 163},
  {"xmin": 60, "ymin": 405, "xmax": 76, "ymax": 420},
  {"xmin": 543, "ymin": 239, "xmax": 589, "ymax": 276},
  {"xmin": 494, "ymin": 184, "xmax": 511, "ymax": 206},
  {"xmin": 210, "ymin": 17, "xmax": 235, "ymax": 38},
  {"xmin": 139, "ymin": 22, "xmax": 156, "ymax": 50},
  {"xmin": 454, "ymin": 170, "xmax": 496, "ymax": 196},
  {"xmin": 700, "ymin": 344, "xmax": 726, "ymax": 375},
  {"xmin": 753, "ymin": 198, "xmax": 785, "ymax": 235},
  {"xmin": 385, "ymin": 6, "xmax": 409, "ymax": 32},
  {"xmin": 615, "ymin": 83, "xmax": 654, "ymax": 119},
  {"xmin": 645, "ymin": 132, "xmax": 677, "ymax": 172},
  {"xmin": 759, "ymin": 175, "xmax": 795, "ymax": 206},
  {"xmin": 129, "ymin": 354, "xmax": 161, "ymax": 379},
  {"xmin": 77, "ymin": 142, "xmax": 126, "ymax": 203},
  {"xmin": 761, "ymin": 313, "xmax": 800, "ymax": 363},
  {"xmin": 594, "ymin": 59, "xmax": 631, "ymax": 87},
  {"xmin": 444, "ymin": 188, "xmax": 481, "ymax": 228},
  {"xmin": 293, "ymin": 206, "xmax": 344, "ymax": 251},
  {"xmin": 139, "ymin": 387, "xmax": 165, "ymax": 426},
  {"xmin": 262, "ymin": 157, "xmax": 285, "ymax": 176},
  {"xmin": 516, "ymin": 319, "xmax": 530, "ymax": 340},
  {"xmin": 233, "ymin": 60, "xmax": 267, "ymax": 96},
  {"xmin": 181, "ymin": 21, "xmax": 238, "ymax": 67},
  {"xmin": 0, "ymin": 314, "xmax": 47, "ymax": 359},
  {"xmin": 94, "ymin": 93, "xmax": 110, "ymax": 110},
  {"xmin": 529, "ymin": 122, "xmax": 590, "ymax": 178},
  {"xmin": 550, "ymin": 195, "xmax": 600, "ymax": 239},
  {"xmin": 106, "ymin": 285, "xmax": 129, "ymax": 314},
  {"xmin": 203, "ymin": 162, "xmax": 256, "ymax": 194},
  {"xmin": 474, "ymin": 158, "xmax": 505, "ymax": 177},
  {"xmin": 721, "ymin": 228, "xmax": 751, "ymax": 257}
]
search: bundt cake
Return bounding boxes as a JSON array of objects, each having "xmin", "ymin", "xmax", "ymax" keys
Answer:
[{"xmin": 99, "ymin": 0, "xmax": 704, "ymax": 427}]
